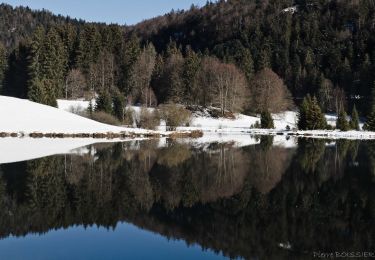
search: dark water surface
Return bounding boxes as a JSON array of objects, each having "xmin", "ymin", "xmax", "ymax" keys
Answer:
[{"xmin": 0, "ymin": 137, "xmax": 374, "ymax": 259}]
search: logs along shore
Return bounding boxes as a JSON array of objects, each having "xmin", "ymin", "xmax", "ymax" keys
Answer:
[{"xmin": 0, "ymin": 130, "xmax": 204, "ymax": 139}]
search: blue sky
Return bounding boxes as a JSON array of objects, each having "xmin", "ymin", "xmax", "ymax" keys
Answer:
[{"xmin": 2, "ymin": 0, "xmax": 210, "ymax": 25}]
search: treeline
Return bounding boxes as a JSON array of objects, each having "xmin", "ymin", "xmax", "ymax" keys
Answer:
[{"xmin": 1, "ymin": 0, "xmax": 375, "ymax": 120}]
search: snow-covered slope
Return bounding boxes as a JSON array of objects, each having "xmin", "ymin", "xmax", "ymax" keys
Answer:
[{"xmin": 0, "ymin": 96, "xmax": 148, "ymax": 134}]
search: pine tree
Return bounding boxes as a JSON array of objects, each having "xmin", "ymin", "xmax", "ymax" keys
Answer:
[
  {"xmin": 182, "ymin": 46, "xmax": 201, "ymax": 105},
  {"xmin": 0, "ymin": 42, "xmax": 6, "ymax": 93},
  {"xmin": 336, "ymin": 108, "xmax": 349, "ymax": 131},
  {"xmin": 119, "ymin": 35, "xmax": 141, "ymax": 96},
  {"xmin": 28, "ymin": 78, "xmax": 57, "ymax": 107},
  {"xmin": 350, "ymin": 105, "xmax": 360, "ymax": 130},
  {"xmin": 298, "ymin": 95, "xmax": 309, "ymax": 130},
  {"xmin": 239, "ymin": 48, "xmax": 254, "ymax": 82},
  {"xmin": 308, "ymin": 96, "xmax": 327, "ymax": 130},
  {"xmin": 260, "ymin": 110, "xmax": 274, "ymax": 129},
  {"xmin": 87, "ymin": 100, "xmax": 94, "ymax": 118},
  {"xmin": 298, "ymin": 95, "xmax": 327, "ymax": 130},
  {"xmin": 364, "ymin": 109, "xmax": 375, "ymax": 131},
  {"xmin": 113, "ymin": 91, "xmax": 125, "ymax": 121},
  {"xmin": 40, "ymin": 28, "xmax": 67, "ymax": 97},
  {"xmin": 96, "ymin": 91, "xmax": 113, "ymax": 114},
  {"xmin": 364, "ymin": 83, "xmax": 375, "ymax": 131}
]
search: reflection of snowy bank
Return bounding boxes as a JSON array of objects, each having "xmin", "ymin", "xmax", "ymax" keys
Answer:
[
  {"xmin": 174, "ymin": 133, "xmax": 298, "ymax": 149},
  {"xmin": 0, "ymin": 137, "xmax": 145, "ymax": 164}
]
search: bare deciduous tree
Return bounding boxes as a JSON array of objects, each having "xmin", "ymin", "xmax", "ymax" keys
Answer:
[
  {"xmin": 65, "ymin": 69, "xmax": 86, "ymax": 99},
  {"xmin": 199, "ymin": 57, "xmax": 249, "ymax": 115},
  {"xmin": 318, "ymin": 77, "xmax": 334, "ymax": 112},
  {"xmin": 129, "ymin": 43, "xmax": 157, "ymax": 106},
  {"xmin": 333, "ymin": 86, "xmax": 346, "ymax": 114},
  {"xmin": 249, "ymin": 68, "xmax": 293, "ymax": 113},
  {"xmin": 88, "ymin": 50, "xmax": 116, "ymax": 96}
]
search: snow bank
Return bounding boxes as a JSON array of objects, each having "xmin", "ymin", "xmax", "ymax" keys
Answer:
[{"xmin": 0, "ymin": 96, "xmax": 149, "ymax": 134}]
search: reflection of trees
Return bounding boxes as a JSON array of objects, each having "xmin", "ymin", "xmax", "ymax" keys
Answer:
[
  {"xmin": 157, "ymin": 143, "xmax": 191, "ymax": 167},
  {"xmin": 0, "ymin": 140, "xmax": 374, "ymax": 259},
  {"xmin": 296, "ymin": 139, "xmax": 326, "ymax": 174},
  {"xmin": 248, "ymin": 137, "xmax": 295, "ymax": 193}
]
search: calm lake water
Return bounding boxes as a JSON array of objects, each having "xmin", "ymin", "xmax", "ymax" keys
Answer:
[{"xmin": 0, "ymin": 137, "xmax": 374, "ymax": 259}]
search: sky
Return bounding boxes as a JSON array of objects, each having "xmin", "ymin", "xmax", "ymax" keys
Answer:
[{"xmin": 2, "ymin": 0, "xmax": 210, "ymax": 25}]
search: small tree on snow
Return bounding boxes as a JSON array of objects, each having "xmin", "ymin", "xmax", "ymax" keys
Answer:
[
  {"xmin": 364, "ymin": 83, "xmax": 375, "ymax": 131},
  {"xmin": 336, "ymin": 108, "xmax": 349, "ymax": 131},
  {"xmin": 260, "ymin": 110, "xmax": 274, "ymax": 129}
]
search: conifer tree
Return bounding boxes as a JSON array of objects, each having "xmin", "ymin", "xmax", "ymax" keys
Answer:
[
  {"xmin": 308, "ymin": 96, "xmax": 327, "ymax": 130},
  {"xmin": 87, "ymin": 100, "xmax": 94, "ymax": 117},
  {"xmin": 260, "ymin": 110, "xmax": 274, "ymax": 129},
  {"xmin": 113, "ymin": 91, "xmax": 125, "ymax": 121},
  {"xmin": 96, "ymin": 91, "xmax": 113, "ymax": 114},
  {"xmin": 28, "ymin": 78, "xmax": 57, "ymax": 107},
  {"xmin": 298, "ymin": 96, "xmax": 309, "ymax": 130},
  {"xmin": 336, "ymin": 108, "xmax": 349, "ymax": 131},
  {"xmin": 350, "ymin": 105, "xmax": 360, "ymax": 130},
  {"xmin": 298, "ymin": 95, "xmax": 327, "ymax": 130},
  {"xmin": 238, "ymin": 48, "xmax": 254, "ymax": 82},
  {"xmin": 364, "ymin": 83, "xmax": 375, "ymax": 131},
  {"xmin": 182, "ymin": 46, "xmax": 201, "ymax": 105},
  {"xmin": 0, "ymin": 42, "xmax": 6, "ymax": 93},
  {"xmin": 119, "ymin": 35, "xmax": 141, "ymax": 96}
]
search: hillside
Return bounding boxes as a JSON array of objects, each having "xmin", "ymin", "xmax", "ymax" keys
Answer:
[
  {"xmin": 0, "ymin": 3, "xmax": 85, "ymax": 49},
  {"xmin": 130, "ymin": 0, "xmax": 375, "ymax": 111}
]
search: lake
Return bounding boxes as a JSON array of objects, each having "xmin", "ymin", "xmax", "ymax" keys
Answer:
[{"xmin": 0, "ymin": 136, "xmax": 374, "ymax": 259}]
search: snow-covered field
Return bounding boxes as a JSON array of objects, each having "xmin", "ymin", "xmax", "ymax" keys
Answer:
[
  {"xmin": 0, "ymin": 96, "xmax": 149, "ymax": 134},
  {"xmin": 184, "ymin": 111, "xmax": 297, "ymax": 132}
]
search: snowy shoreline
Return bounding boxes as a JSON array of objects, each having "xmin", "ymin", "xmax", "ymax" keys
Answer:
[{"xmin": 1, "ymin": 96, "xmax": 375, "ymax": 141}]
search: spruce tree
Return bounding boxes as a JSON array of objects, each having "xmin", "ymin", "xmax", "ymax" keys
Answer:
[
  {"xmin": 336, "ymin": 108, "xmax": 349, "ymax": 131},
  {"xmin": 0, "ymin": 42, "xmax": 6, "ymax": 93},
  {"xmin": 307, "ymin": 96, "xmax": 327, "ymax": 130},
  {"xmin": 87, "ymin": 100, "xmax": 94, "ymax": 118},
  {"xmin": 182, "ymin": 46, "xmax": 201, "ymax": 105},
  {"xmin": 350, "ymin": 105, "xmax": 360, "ymax": 130},
  {"xmin": 364, "ymin": 83, "xmax": 375, "ymax": 131},
  {"xmin": 28, "ymin": 78, "xmax": 57, "ymax": 107},
  {"xmin": 298, "ymin": 95, "xmax": 309, "ymax": 130},
  {"xmin": 96, "ymin": 91, "xmax": 113, "ymax": 114},
  {"xmin": 239, "ymin": 48, "xmax": 254, "ymax": 82},
  {"xmin": 113, "ymin": 91, "xmax": 125, "ymax": 121},
  {"xmin": 260, "ymin": 110, "xmax": 274, "ymax": 129},
  {"xmin": 298, "ymin": 95, "xmax": 327, "ymax": 130}
]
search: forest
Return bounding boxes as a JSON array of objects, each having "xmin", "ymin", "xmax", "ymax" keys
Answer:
[{"xmin": 1, "ymin": 0, "xmax": 375, "ymax": 129}]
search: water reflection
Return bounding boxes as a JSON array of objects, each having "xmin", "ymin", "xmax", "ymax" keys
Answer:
[{"xmin": 0, "ymin": 137, "xmax": 374, "ymax": 259}]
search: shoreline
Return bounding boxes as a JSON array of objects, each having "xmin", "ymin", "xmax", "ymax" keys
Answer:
[
  {"xmin": 0, "ymin": 130, "xmax": 204, "ymax": 139},
  {"xmin": 0, "ymin": 128, "xmax": 375, "ymax": 140}
]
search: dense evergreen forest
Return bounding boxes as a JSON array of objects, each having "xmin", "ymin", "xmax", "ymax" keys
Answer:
[{"xmin": 1, "ymin": 0, "xmax": 375, "ymax": 122}]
